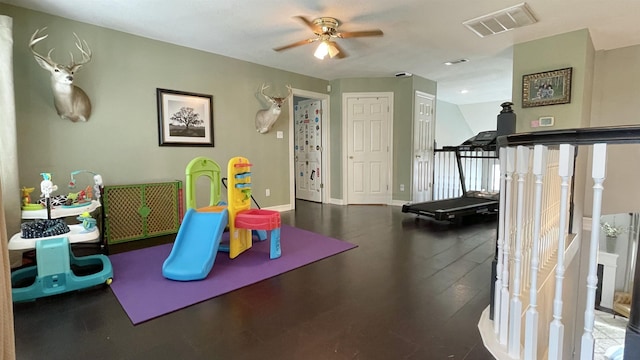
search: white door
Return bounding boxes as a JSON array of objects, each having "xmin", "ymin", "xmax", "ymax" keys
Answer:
[
  {"xmin": 345, "ymin": 94, "xmax": 391, "ymax": 204},
  {"xmin": 412, "ymin": 92, "xmax": 435, "ymax": 203},
  {"xmin": 294, "ymin": 99, "xmax": 322, "ymax": 202}
]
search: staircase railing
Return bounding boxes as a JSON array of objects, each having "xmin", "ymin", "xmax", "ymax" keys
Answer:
[{"xmin": 479, "ymin": 125, "xmax": 640, "ymax": 359}]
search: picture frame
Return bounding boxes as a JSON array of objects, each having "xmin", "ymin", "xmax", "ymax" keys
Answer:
[
  {"xmin": 157, "ymin": 88, "xmax": 214, "ymax": 147},
  {"xmin": 522, "ymin": 67, "xmax": 572, "ymax": 108}
]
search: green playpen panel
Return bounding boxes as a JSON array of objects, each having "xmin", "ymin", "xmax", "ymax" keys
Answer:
[{"xmin": 103, "ymin": 181, "xmax": 182, "ymax": 245}]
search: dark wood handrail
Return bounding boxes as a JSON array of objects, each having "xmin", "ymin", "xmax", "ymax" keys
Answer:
[{"xmin": 497, "ymin": 125, "xmax": 640, "ymax": 147}]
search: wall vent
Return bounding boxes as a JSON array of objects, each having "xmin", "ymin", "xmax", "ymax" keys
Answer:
[{"xmin": 463, "ymin": 2, "xmax": 537, "ymax": 38}]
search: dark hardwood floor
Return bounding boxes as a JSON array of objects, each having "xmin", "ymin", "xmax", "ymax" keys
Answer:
[{"xmin": 12, "ymin": 200, "xmax": 497, "ymax": 359}]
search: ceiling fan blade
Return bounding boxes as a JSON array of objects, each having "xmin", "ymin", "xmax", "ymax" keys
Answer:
[
  {"xmin": 273, "ymin": 38, "xmax": 318, "ymax": 52},
  {"xmin": 294, "ymin": 15, "xmax": 322, "ymax": 34},
  {"xmin": 337, "ymin": 29, "xmax": 384, "ymax": 38}
]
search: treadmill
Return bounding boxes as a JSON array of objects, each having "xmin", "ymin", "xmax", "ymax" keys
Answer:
[{"xmin": 402, "ymin": 130, "xmax": 499, "ymax": 222}]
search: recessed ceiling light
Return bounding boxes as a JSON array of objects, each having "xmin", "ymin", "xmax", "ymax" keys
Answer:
[
  {"xmin": 460, "ymin": 89, "xmax": 469, "ymax": 94},
  {"xmin": 444, "ymin": 58, "xmax": 469, "ymax": 66}
]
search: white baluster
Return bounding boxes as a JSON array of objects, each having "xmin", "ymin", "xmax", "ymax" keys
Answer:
[
  {"xmin": 581, "ymin": 143, "xmax": 608, "ymax": 359},
  {"xmin": 523, "ymin": 167, "xmax": 534, "ymax": 294},
  {"xmin": 500, "ymin": 146, "xmax": 516, "ymax": 345},
  {"xmin": 542, "ymin": 150, "xmax": 557, "ymax": 267},
  {"xmin": 548, "ymin": 144, "xmax": 575, "ymax": 360},
  {"xmin": 495, "ymin": 147, "xmax": 507, "ymax": 334},
  {"xmin": 524, "ymin": 145, "xmax": 548, "ymax": 360},
  {"xmin": 509, "ymin": 146, "xmax": 530, "ymax": 358}
]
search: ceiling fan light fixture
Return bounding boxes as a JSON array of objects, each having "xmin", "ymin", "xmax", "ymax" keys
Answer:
[
  {"xmin": 327, "ymin": 41, "xmax": 340, "ymax": 58},
  {"xmin": 314, "ymin": 41, "xmax": 329, "ymax": 59}
]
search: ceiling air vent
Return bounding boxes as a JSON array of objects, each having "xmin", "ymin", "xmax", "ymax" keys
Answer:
[{"xmin": 463, "ymin": 2, "xmax": 537, "ymax": 38}]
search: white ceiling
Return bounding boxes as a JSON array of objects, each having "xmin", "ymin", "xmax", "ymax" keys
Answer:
[{"xmin": 3, "ymin": 0, "xmax": 640, "ymax": 104}]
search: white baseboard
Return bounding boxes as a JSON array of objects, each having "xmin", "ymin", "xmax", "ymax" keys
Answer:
[
  {"xmin": 262, "ymin": 204, "xmax": 293, "ymax": 212},
  {"xmin": 325, "ymin": 198, "xmax": 406, "ymax": 206},
  {"xmin": 390, "ymin": 200, "xmax": 408, "ymax": 207}
]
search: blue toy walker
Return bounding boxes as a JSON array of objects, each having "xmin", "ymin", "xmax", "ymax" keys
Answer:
[
  {"xmin": 11, "ymin": 236, "xmax": 113, "ymax": 302},
  {"xmin": 11, "ymin": 171, "xmax": 112, "ymax": 302}
]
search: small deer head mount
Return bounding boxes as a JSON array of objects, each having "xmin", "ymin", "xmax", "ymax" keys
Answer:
[
  {"xmin": 29, "ymin": 27, "xmax": 93, "ymax": 122},
  {"xmin": 255, "ymin": 84, "xmax": 292, "ymax": 134}
]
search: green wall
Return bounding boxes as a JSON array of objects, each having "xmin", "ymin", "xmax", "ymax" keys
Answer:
[
  {"xmin": 3, "ymin": 4, "xmax": 439, "ymax": 212},
  {"xmin": 328, "ymin": 76, "xmax": 436, "ymax": 201},
  {"xmin": 2, "ymin": 4, "xmax": 328, "ymax": 210},
  {"xmin": 513, "ymin": 29, "xmax": 594, "ymax": 131},
  {"xmin": 588, "ymin": 44, "xmax": 640, "ymax": 215}
]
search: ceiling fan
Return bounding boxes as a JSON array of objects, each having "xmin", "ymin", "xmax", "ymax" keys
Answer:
[{"xmin": 273, "ymin": 16, "xmax": 384, "ymax": 59}]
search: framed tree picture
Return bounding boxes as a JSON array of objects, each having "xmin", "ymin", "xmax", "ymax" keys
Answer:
[
  {"xmin": 157, "ymin": 88, "xmax": 214, "ymax": 146},
  {"xmin": 522, "ymin": 67, "xmax": 572, "ymax": 108}
]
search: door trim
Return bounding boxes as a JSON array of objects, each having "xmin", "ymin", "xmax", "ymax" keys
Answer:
[
  {"xmin": 342, "ymin": 92, "xmax": 394, "ymax": 205},
  {"xmin": 288, "ymin": 88, "xmax": 330, "ymax": 209}
]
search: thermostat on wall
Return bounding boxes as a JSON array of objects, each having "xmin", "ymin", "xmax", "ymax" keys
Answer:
[{"xmin": 539, "ymin": 116, "xmax": 554, "ymax": 127}]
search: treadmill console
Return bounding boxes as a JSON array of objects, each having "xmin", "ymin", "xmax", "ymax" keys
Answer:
[
  {"xmin": 459, "ymin": 130, "xmax": 497, "ymax": 150},
  {"xmin": 470, "ymin": 131, "xmax": 497, "ymax": 146}
]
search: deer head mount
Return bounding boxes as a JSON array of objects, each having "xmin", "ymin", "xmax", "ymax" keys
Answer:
[
  {"xmin": 29, "ymin": 27, "xmax": 93, "ymax": 122},
  {"xmin": 255, "ymin": 84, "xmax": 292, "ymax": 134}
]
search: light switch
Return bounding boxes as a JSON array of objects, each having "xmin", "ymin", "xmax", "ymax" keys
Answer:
[{"xmin": 276, "ymin": 131, "xmax": 283, "ymax": 139}]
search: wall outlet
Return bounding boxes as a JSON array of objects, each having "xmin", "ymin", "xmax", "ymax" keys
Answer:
[
  {"xmin": 276, "ymin": 131, "xmax": 284, "ymax": 139},
  {"xmin": 265, "ymin": 189, "xmax": 270, "ymax": 197},
  {"xmin": 400, "ymin": 184, "xmax": 405, "ymax": 192}
]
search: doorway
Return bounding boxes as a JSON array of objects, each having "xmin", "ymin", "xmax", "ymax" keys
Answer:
[
  {"xmin": 288, "ymin": 89, "xmax": 330, "ymax": 208},
  {"xmin": 412, "ymin": 91, "xmax": 435, "ymax": 203},
  {"xmin": 342, "ymin": 92, "xmax": 393, "ymax": 204}
]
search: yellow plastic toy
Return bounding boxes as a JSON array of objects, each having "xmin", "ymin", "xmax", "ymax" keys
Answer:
[
  {"xmin": 227, "ymin": 157, "xmax": 254, "ymax": 258},
  {"xmin": 21, "ymin": 186, "xmax": 44, "ymax": 210},
  {"xmin": 227, "ymin": 157, "xmax": 281, "ymax": 260}
]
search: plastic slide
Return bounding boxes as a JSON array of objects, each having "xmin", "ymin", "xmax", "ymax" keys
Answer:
[{"xmin": 162, "ymin": 207, "xmax": 229, "ymax": 281}]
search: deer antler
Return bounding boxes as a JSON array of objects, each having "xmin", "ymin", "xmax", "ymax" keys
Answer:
[
  {"xmin": 69, "ymin": 32, "xmax": 92, "ymax": 71},
  {"xmin": 29, "ymin": 27, "xmax": 56, "ymax": 67},
  {"xmin": 260, "ymin": 83, "xmax": 272, "ymax": 101},
  {"xmin": 29, "ymin": 28, "xmax": 92, "ymax": 71}
]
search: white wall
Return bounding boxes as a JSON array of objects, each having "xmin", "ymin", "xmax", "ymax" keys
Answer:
[
  {"xmin": 457, "ymin": 100, "xmax": 509, "ymax": 134},
  {"xmin": 435, "ymin": 99, "xmax": 508, "ymax": 148},
  {"xmin": 434, "ymin": 100, "xmax": 473, "ymax": 148}
]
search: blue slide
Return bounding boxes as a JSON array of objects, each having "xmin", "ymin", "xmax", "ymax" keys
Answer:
[{"xmin": 162, "ymin": 207, "xmax": 229, "ymax": 281}]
